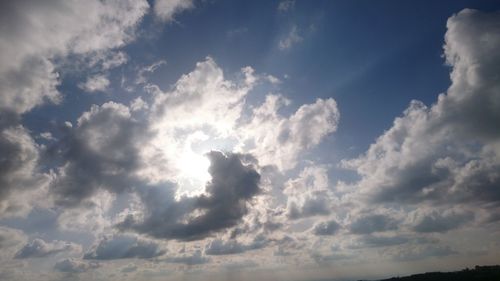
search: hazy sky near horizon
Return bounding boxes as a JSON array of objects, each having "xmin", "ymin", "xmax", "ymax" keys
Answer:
[{"xmin": 1, "ymin": 1, "xmax": 500, "ymax": 280}]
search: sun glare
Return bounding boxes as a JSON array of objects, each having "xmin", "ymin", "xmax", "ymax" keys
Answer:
[{"xmin": 175, "ymin": 151, "xmax": 211, "ymax": 197}]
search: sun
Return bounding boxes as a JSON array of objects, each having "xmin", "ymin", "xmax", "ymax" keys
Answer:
[{"xmin": 175, "ymin": 150, "xmax": 211, "ymax": 198}]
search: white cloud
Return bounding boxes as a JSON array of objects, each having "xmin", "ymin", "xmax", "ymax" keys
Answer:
[
  {"xmin": 342, "ymin": 9, "xmax": 500, "ymax": 211},
  {"xmin": 240, "ymin": 95, "xmax": 339, "ymax": 170},
  {"xmin": 278, "ymin": 1, "xmax": 295, "ymax": 13},
  {"xmin": 135, "ymin": 60, "xmax": 167, "ymax": 85},
  {"xmin": 284, "ymin": 165, "xmax": 335, "ymax": 219},
  {"xmin": 101, "ymin": 51, "xmax": 129, "ymax": 70},
  {"xmin": 279, "ymin": 25, "xmax": 303, "ymax": 50},
  {"xmin": 78, "ymin": 74, "xmax": 110, "ymax": 93},
  {"xmin": 0, "ymin": 0, "xmax": 149, "ymax": 114},
  {"xmin": 130, "ymin": 97, "xmax": 149, "ymax": 111},
  {"xmin": 154, "ymin": 0, "xmax": 193, "ymax": 22}
]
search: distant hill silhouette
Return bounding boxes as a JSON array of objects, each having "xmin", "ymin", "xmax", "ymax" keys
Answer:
[{"xmin": 359, "ymin": 265, "xmax": 500, "ymax": 281}]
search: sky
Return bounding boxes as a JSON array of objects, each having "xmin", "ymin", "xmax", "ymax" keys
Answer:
[{"xmin": 0, "ymin": 0, "xmax": 500, "ymax": 280}]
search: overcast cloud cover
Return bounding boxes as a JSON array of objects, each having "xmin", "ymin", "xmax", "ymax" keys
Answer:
[{"xmin": 0, "ymin": 1, "xmax": 499, "ymax": 280}]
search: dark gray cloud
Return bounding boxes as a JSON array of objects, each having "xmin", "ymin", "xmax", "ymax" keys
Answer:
[
  {"xmin": 412, "ymin": 209, "xmax": 474, "ymax": 233},
  {"xmin": 51, "ymin": 102, "xmax": 151, "ymax": 207},
  {"xmin": 83, "ymin": 234, "xmax": 165, "ymax": 260},
  {"xmin": 0, "ymin": 123, "xmax": 47, "ymax": 216},
  {"xmin": 119, "ymin": 151, "xmax": 261, "ymax": 241},
  {"xmin": 15, "ymin": 238, "xmax": 80, "ymax": 259},
  {"xmin": 0, "ymin": 125, "xmax": 38, "ymax": 200},
  {"xmin": 313, "ymin": 219, "xmax": 341, "ymax": 236},
  {"xmin": 54, "ymin": 258, "xmax": 100, "ymax": 274},
  {"xmin": 349, "ymin": 214, "xmax": 398, "ymax": 235}
]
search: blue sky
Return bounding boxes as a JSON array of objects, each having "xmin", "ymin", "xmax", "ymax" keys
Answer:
[{"xmin": 1, "ymin": 1, "xmax": 500, "ymax": 281}]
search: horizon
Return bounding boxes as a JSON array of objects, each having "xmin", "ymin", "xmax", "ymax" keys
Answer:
[{"xmin": 0, "ymin": 1, "xmax": 500, "ymax": 281}]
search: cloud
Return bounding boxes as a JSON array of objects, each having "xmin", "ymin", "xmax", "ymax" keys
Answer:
[
  {"xmin": 151, "ymin": 57, "xmax": 255, "ymax": 136},
  {"xmin": 0, "ymin": 125, "xmax": 39, "ymax": 201},
  {"xmin": 14, "ymin": 238, "xmax": 81, "ymax": 259},
  {"xmin": 164, "ymin": 250, "xmax": 209, "ymax": 265},
  {"xmin": 0, "ymin": 226, "xmax": 27, "ymax": 257},
  {"xmin": 119, "ymin": 151, "xmax": 261, "ymax": 241},
  {"xmin": 0, "ymin": 0, "xmax": 149, "ymax": 115},
  {"xmin": 83, "ymin": 234, "xmax": 165, "ymax": 260},
  {"xmin": 135, "ymin": 60, "xmax": 167, "ymax": 85},
  {"xmin": 154, "ymin": 0, "xmax": 193, "ymax": 22},
  {"xmin": 284, "ymin": 165, "xmax": 336, "ymax": 219},
  {"xmin": 342, "ymin": 9, "xmax": 500, "ymax": 212},
  {"xmin": 78, "ymin": 74, "xmax": 110, "ymax": 93},
  {"xmin": 51, "ymin": 101, "xmax": 149, "ymax": 206},
  {"xmin": 0, "ymin": 124, "xmax": 49, "ymax": 216},
  {"xmin": 278, "ymin": 1, "xmax": 295, "ymax": 12},
  {"xmin": 351, "ymin": 235, "xmax": 411, "ymax": 249},
  {"xmin": 279, "ymin": 25, "xmax": 303, "ymax": 50},
  {"xmin": 54, "ymin": 258, "xmax": 100, "ymax": 274},
  {"xmin": 411, "ymin": 209, "xmax": 474, "ymax": 233},
  {"xmin": 241, "ymin": 95, "xmax": 339, "ymax": 170},
  {"xmin": 388, "ymin": 244, "xmax": 458, "ymax": 261},
  {"xmin": 205, "ymin": 236, "xmax": 268, "ymax": 256},
  {"xmin": 349, "ymin": 214, "xmax": 399, "ymax": 235},
  {"xmin": 313, "ymin": 220, "xmax": 341, "ymax": 236},
  {"xmin": 100, "ymin": 51, "xmax": 128, "ymax": 71},
  {"xmin": 0, "ymin": 0, "xmax": 149, "ymax": 217}
]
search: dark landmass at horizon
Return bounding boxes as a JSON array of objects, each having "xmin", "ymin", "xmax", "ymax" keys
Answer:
[{"xmin": 357, "ymin": 265, "xmax": 500, "ymax": 281}]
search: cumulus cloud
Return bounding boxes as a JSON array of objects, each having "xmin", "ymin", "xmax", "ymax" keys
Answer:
[
  {"xmin": 14, "ymin": 238, "xmax": 81, "ymax": 259},
  {"xmin": 78, "ymin": 74, "xmax": 110, "ymax": 93},
  {"xmin": 313, "ymin": 220, "xmax": 341, "ymax": 236},
  {"xmin": 0, "ymin": 0, "xmax": 149, "ymax": 115},
  {"xmin": 154, "ymin": 0, "xmax": 193, "ymax": 22},
  {"xmin": 342, "ymin": 9, "xmax": 500, "ymax": 213},
  {"xmin": 411, "ymin": 209, "xmax": 474, "ymax": 233},
  {"xmin": 349, "ymin": 214, "xmax": 399, "ymax": 235},
  {"xmin": 119, "ymin": 151, "xmax": 261, "ymax": 241},
  {"xmin": 0, "ymin": 124, "xmax": 49, "ymax": 216},
  {"xmin": 241, "ymin": 95, "xmax": 339, "ymax": 170},
  {"xmin": 54, "ymin": 258, "xmax": 100, "ymax": 273},
  {"xmin": 51, "ymin": 101, "xmax": 150, "ymax": 206},
  {"xmin": 83, "ymin": 234, "xmax": 165, "ymax": 260},
  {"xmin": 151, "ymin": 57, "xmax": 255, "ymax": 136},
  {"xmin": 0, "ymin": 0, "xmax": 149, "ymax": 218},
  {"xmin": 283, "ymin": 165, "xmax": 336, "ymax": 219}
]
